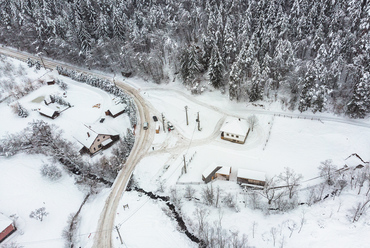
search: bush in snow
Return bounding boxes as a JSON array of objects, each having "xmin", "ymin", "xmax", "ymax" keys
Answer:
[
  {"xmin": 1, "ymin": 242, "xmax": 24, "ymax": 248},
  {"xmin": 11, "ymin": 102, "xmax": 29, "ymax": 118},
  {"xmin": 29, "ymin": 207, "xmax": 49, "ymax": 221},
  {"xmin": 55, "ymin": 79, "xmax": 68, "ymax": 90},
  {"xmin": 40, "ymin": 163, "xmax": 62, "ymax": 181},
  {"xmin": 50, "ymin": 95, "xmax": 71, "ymax": 107}
]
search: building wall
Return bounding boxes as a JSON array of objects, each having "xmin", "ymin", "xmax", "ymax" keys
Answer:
[
  {"xmin": 223, "ymin": 132, "xmax": 246, "ymax": 144},
  {"xmin": 237, "ymin": 177, "xmax": 265, "ymax": 186},
  {"xmin": 89, "ymin": 134, "xmax": 111, "ymax": 154},
  {"xmin": 0, "ymin": 224, "xmax": 15, "ymax": 242}
]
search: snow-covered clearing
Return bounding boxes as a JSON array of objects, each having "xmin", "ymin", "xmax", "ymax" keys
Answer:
[{"xmin": 1, "ymin": 55, "xmax": 370, "ymax": 248}]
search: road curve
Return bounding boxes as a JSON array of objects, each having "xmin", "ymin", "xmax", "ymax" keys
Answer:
[{"xmin": 0, "ymin": 46, "xmax": 155, "ymax": 248}]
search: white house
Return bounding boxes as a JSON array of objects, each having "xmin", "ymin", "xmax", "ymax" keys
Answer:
[
  {"xmin": 215, "ymin": 166, "xmax": 231, "ymax": 181},
  {"xmin": 220, "ymin": 117, "xmax": 250, "ymax": 144},
  {"xmin": 202, "ymin": 164, "xmax": 222, "ymax": 183},
  {"xmin": 74, "ymin": 124, "xmax": 119, "ymax": 155}
]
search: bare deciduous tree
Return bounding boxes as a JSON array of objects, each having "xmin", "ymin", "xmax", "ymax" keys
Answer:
[
  {"xmin": 29, "ymin": 207, "xmax": 49, "ymax": 222},
  {"xmin": 318, "ymin": 159, "xmax": 338, "ymax": 185},
  {"xmin": 278, "ymin": 167, "xmax": 303, "ymax": 199},
  {"xmin": 184, "ymin": 185, "xmax": 196, "ymax": 200},
  {"xmin": 247, "ymin": 115, "xmax": 258, "ymax": 132},
  {"xmin": 201, "ymin": 184, "xmax": 214, "ymax": 206},
  {"xmin": 261, "ymin": 177, "xmax": 283, "ymax": 205}
]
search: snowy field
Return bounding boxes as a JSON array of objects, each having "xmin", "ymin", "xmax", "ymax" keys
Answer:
[{"xmin": 1, "ymin": 55, "xmax": 370, "ymax": 248}]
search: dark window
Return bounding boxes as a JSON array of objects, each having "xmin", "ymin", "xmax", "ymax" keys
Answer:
[
  {"xmin": 97, "ymin": 139, "xmax": 100, "ymax": 142},
  {"xmin": 98, "ymin": 144, "xmax": 102, "ymax": 148}
]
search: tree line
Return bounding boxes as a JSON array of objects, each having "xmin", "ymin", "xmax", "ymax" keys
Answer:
[{"xmin": 0, "ymin": 0, "xmax": 369, "ymax": 117}]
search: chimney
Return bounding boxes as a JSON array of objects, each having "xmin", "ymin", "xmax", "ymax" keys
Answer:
[{"xmin": 87, "ymin": 132, "xmax": 90, "ymax": 137}]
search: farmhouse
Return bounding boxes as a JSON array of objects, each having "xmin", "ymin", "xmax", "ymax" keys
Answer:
[
  {"xmin": 38, "ymin": 106, "xmax": 60, "ymax": 119},
  {"xmin": 215, "ymin": 166, "xmax": 231, "ymax": 181},
  {"xmin": 74, "ymin": 124, "xmax": 119, "ymax": 155},
  {"xmin": 105, "ymin": 103, "xmax": 127, "ymax": 118},
  {"xmin": 345, "ymin": 153, "xmax": 369, "ymax": 169},
  {"xmin": 202, "ymin": 164, "xmax": 222, "ymax": 183},
  {"xmin": 220, "ymin": 117, "xmax": 250, "ymax": 144},
  {"xmin": 0, "ymin": 214, "xmax": 15, "ymax": 243},
  {"xmin": 237, "ymin": 169, "xmax": 266, "ymax": 188}
]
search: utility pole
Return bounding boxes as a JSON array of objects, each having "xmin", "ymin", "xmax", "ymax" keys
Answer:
[
  {"xmin": 183, "ymin": 155, "xmax": 187, "ymax": 173},
  {"xmin": 197, "ymin": 112, "xmax": 201, "ymax": 131},
  {"xmin": 115, "ymin": 225, "xmax": 123, "ymax": 245},
  {"xmin": 161, "ymin": 113, "xmax": 166, "ymax": 133},
  {"xmin": 38, "ymin": 54, "xmax": 46, "ymax": 70},
  {"xmin": 185, "ymin": 106, "xmax": 189, "ymax": 125}
]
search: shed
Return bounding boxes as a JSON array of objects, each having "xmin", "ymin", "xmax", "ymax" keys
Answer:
[
  {"xmin": 44, "ymin": 95, "xmax": 53, "ymax": 105},
  {"xmin": 237, "ymin": 169, "xmax": 266, "ymax": 187},
  {"xmin": 38, "ymin": 106, "xmax": 60, "ymax": 119},
  {"xmin": 74, "ymin": 124, "xmax": 119, "ymax": 155},
  {"xmin": 220, "ymin": 117, "xmax": 250, "ymax": 144},
  {"xmin": 202, "ymin": 165, "xmax": 222, "ymax": 183},
  {"xmin": 0, "ymin": 214, "xmax": 15, "ymax": 243},
  {"xmin": 105, "ymin": 103, "xmax": 127, "ymax": 118},
  {"xmin": 215, "ymin": 166, "xmax": 231, "ymax": 181},
  {"xmin": 46, "ymin": 79, "xmax": 55, "ymax": 85}
]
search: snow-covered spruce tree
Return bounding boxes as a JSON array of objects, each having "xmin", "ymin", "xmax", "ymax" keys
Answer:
[
  {"xmin": 180, "ymin": 45, "xmax": 202, "ymax": 85},
  {"xmin": 15, "ymin": 102, "xmax": 29, "ymax": 118},
  {"xmin": 346, "ymin": 72, "xmax": 370, "ymax": 118},
  {"xmin": 209, "ymin": 44, "xmax": 224, "ymax": 89},
  {"xmin": 298, "ymin": 69, "xmax": 315, "ymax": 113}
]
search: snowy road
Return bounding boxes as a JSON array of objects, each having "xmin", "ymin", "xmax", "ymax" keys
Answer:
[{"xmin": 0, "ymin": 46, "xmax": 155, "ymax": 248}]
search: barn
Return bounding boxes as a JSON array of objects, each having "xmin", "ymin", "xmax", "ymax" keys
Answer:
[
  {"xmin": 237, "ymin": 169, "xmax": 266, "ymax": 188},
  {"xmin": 38, "ymin": 106, "xmax": 60, "ymax": 119},
  {"xmin": 0, "ymin": 214, "xmax": 15, "ymax": 243},
  {"xmin": 105, "ymin": 103, "xmax": 127, "ymax": 118},
  {"xmin": 215, "ymin": 166, "xmax": 231, "ymax": 181},
  {"xmin": 220, "ymin": 117, "xmax": 250, "ymax": 144},
  {"xmin": 202, "ymin": 165, "xmax": 222, "ymax": 183},
  {"xmin": 74, "ymin": 124, "xmax": 119, "ymax": 155}
]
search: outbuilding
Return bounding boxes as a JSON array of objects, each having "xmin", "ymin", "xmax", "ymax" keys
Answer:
[
  {"xmin": 237, "ymin": 169, "xmax": 266, "ymax": 188},
  {"xmin": 105, "ymin": 103, "xmax": 127, "ymax": 118},
  {"xmin": 220, "ymin": 117, "xmax": 250, "ymax": 144},
  {"xmin": 0, "ymin": 214, "xmax": 15, "ymax": 243},
  {"xmin": 202, "ymin": 165, "xmax": 222, "ymax": 183},
  {"xmin": 215, "ymin": 166, "xmax": 231, "ymax": 181}
]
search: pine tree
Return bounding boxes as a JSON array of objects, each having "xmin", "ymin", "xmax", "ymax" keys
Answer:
[
  {"xmin": 209, "ymin": 44, "xmax": 224, "ymax": 89},
  {"xmin": 346, "ymin": 72, "xmax": 370, "ymax": 118}
]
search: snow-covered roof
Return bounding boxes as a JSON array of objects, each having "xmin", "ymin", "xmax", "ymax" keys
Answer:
[
  {"xmin": 101, "ymin": 138, "xmax": 113, "ymax": 146},
  {"xmin": 38, "ymin": 106, "xmax": 57, "ymax": 117},
  {"xmin": 202, "ymin": 164, "xmax": 222, "ymax": 178},
  {"xmin": 74, "ymin": 124, "xmax": 119, "ymax": 149},
  {"xmin": 220, "ymin": 117, "xmax": 249, "ymax": 136},
  {"xmin": 108, "ymin": 103, "xmax": 127, "ymax": 116},
  {"xmin": 0, "ymin": 213, "xmax": 12, "ymax": 232},
  {"xmin": 74, "ymin": 125, "xmax": 99, "ymax": 148},
  {"xmin": 216, "ymin": 166, "xmax": 231, "ymax": 176},
  {"xmin": 345, "ymin": 154, "xmax": 368, "ymax": 168},
  {"xmin": 237, "ymin": 169, "xmax": 265, "ymax": 181}
]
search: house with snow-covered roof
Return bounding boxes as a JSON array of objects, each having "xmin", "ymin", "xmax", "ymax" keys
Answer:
[
  {"xmin": 105, "ymin": 103, "xmax": 127, "ymax": 118},
  {"xmin": 237, "ymin": 169, "xmax": 266, "ymax": 188},
  {"xmin": 74, "ymin": 124, "xmax": 119, "ymax": 155},
  {"xmin": 220, "ymin": 117, "xmax": 250, "ymax": 144},
  {"xmin": 0, "ymin": 213, "xmax": 15, "ymax": 243},
  {"xmin": 38, "ymin": 106, "xmax": 60, "ymax": 119}
]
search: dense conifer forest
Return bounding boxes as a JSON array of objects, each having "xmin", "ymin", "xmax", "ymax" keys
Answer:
[{"xmin": 0, "ymin": 0, "xmax": 369, "ymax": 117}]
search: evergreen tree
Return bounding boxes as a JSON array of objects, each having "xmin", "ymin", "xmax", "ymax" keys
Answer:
[
  {"xmin": 346, "ymin": 72, "xmax": 370, "ymax": 118},
  {"xmin": 209, "ymin": 44, "xmax": 224, "ymax": 89}
]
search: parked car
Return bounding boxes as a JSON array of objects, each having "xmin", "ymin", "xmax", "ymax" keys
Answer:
[
  {"xmin": 167, "ymin": 121, "xmax": 174, "ymax": 130},
  {"xmin": 143, "ymin": 122, "xmax": 149, "ymax": 130},
  {"xmin": 153, "ymin": 116, "xmax": 158, "ymax": 122}
]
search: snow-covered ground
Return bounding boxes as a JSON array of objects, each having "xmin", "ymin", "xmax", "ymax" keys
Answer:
[{"xmin": 2, "ymin": 55, "xmax": 370, "ymax": 248}]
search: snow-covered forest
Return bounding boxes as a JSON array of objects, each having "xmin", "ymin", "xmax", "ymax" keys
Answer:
[{"xmin": 0, "ymin": 0, "xmax": 369, "ymax": 117}]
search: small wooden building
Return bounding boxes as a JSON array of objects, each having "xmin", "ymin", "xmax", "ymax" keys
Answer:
[
  {"xmin": 237, "ymin": 169, "xmax": 266, "ymax": 188},
  {"xmin": 105, "ymin": 103, "xmax": 127, "ymax": 118},
  {"xmin": 38, "ymin": 106, "xmax": 60, "ymax": 119},
  {"xmin": 0, "ymin": 214, "xmax": 15, "ymax": 243},
  {"xmin": 220, "ymin": 117, "xmax": 250, "ymax": 144},
  {"xmin": 46, "ymin": 79, "xmax": 55, "ymax": 85},
  {"xmin": 215, "ymin": 166, "xmax": 231, "ymax": 181},
  {"xmin": 202, "ymin": 165, "xmax": 222, "ymax": 183}
]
